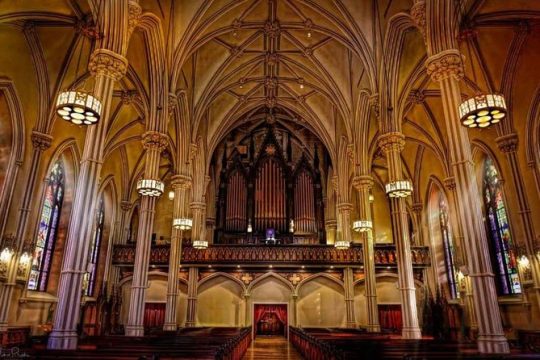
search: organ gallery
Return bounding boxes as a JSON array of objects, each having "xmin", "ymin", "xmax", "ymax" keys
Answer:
[{"xmin": 0, "ymin": 0, "xmax": 539, "ymax": 359}]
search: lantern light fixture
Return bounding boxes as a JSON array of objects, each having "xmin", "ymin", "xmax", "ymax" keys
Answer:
[
  {"xmin": 385, "ymin": 180, "xmax": 413, "ymax": 198},
  {"xmin": 247, "ymin": 219, "xmax": 253, "ymax": 233},
  {"xmin": 55, "ymin": 90, "xmax": 102, "ymax": 125},
  {"xmin": 334, "ymin": 241, "xmax": 350, "ymax": 250},
  {"xmin": 168, "ymin": 190, "xmax": 175, "ymax": 201},
  {"xmin": 193, "ymin": 239, "xmax": 208, "ymax": 250},
  {"xmin": 353, "ymin": 220, "xmax": 372, "ymax": 232},
  {"xmin": 173, "ymin": 218, "xmax": 193, "ymax": 230},
  {"xmin": 459, "ymin": 93, "xmax": 507, "ymax": 129},
  {"xmin": 137, "ymin": 179, "xmax": 164, "ymax": 197},
  {"xmin": 289, "ymin": 219, "xmax": 295, "ymax": 233}
]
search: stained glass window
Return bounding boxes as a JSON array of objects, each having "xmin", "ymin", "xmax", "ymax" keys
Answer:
[
  {"xmin": 438, "ymin": 194, "xmax": 459, "ymax": 299},
  {"xmin": 85, "ymin": 197, "xmax": 104, "ymax": 296},
  {"xmin": 483, "ymin": 157, "xmax": 521, "ymax": 295},
  {"xmin": 28, "ymin": 160, "xmax": 64, "ymax": 291}
]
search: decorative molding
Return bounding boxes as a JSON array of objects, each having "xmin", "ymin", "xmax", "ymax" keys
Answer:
[
  {"xmin": 425, "ymin": 49, "xmax": 465, "ymax": 82},
  {"xmin": 88, "ymin": 49, "xmax": 128, "ymax": 81}
]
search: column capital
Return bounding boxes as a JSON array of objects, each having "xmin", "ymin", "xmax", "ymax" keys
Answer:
[
  {"xmin": 425, "ymin": 49, "xmax": 465, "ymax": 82},
  {"xmin": 88, "ymin": 48, "xmax": 128, "ymax": 81},
  {"xmin": 168, "ymin": 92, "xmax": 178, "ymax": 115},
  {"xmin": 353, "ymin": 175, "xmax": 374, "ymax": 191},
  {"xmin": 128, "ymin": 0, "xmax": 142, "ymax": 34},
  {"xmin": 443, "ymin": 177, "xmax": 456, "ymax": 191},
  {"xmin": 412, "ymin": 203, "xmax": 423, "ymax": 213},
  {"xmin": 496, "ymin": 133, "xmax": 519, "ymax": 153},
  {"xmin": 120, "ymin": 200, "xmax": 132, "ymax": 211},
  {"xmin": 31, "ymin": 131, "xmax": 52, "ymax": 151},
  {"xmin": 171, "ymin": 174, "xmax": 192, "ymax": 189},
  {"xmin": 142, "ymin": 131, "xmax": 168, "ymax": 151},
  {"xmin": 190, "ymin": 202, "xmax": 206, "ymax": 211},
  {"xmin": 378, "ymin": 132, "xmax": 405, "ymax": 153},
  {"xmin": 337, "ymin": 202, "xmax": 353, "ymax": 212},
  {"xmin": 325, "ymin": 219, "xmax": 337, "ymax": 229},
  {"xmin": 410, "ymin": 0, "xmax": 426, "ymax": 38},
  {"xmin": 368, "ymin": 93, "xmax": 380, "ymax": 119}
]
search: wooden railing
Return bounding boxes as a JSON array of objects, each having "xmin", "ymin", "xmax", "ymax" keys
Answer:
[
  {"xmin": 112, "ymin": 243, "xmax": 431, "ymax": 267},
  {"xmin": 215, "ymin": 326, "xmax": 252, "ymax": 360},
  {"xmin": 289, "ymin": 326, "xmax": 344, "ymax": 360}
]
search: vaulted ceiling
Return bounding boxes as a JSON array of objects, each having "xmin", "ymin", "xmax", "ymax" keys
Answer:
[{"xmin": 0, "ymin": 0, "xmax": 539, "ymax": 205}]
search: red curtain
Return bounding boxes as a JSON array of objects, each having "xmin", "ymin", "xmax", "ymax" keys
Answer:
[
  {"xmin": 254, "ymin": 304, "xmax": 288, "ymax": 334},
  {"xmin": 144, "ymin": 303, "xmax": 165, "ymax": 329},
  {"xmin": 378, "ymin": 305, "xmax": 402, "ymax": 333}
]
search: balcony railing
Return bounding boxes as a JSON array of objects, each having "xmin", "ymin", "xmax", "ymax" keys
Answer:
[{"xmin": 112, "ymin": 242, "xmax": 431, "ymax": 267}]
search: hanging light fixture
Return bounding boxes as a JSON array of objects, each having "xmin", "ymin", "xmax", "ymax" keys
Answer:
[
  {"xmin": 173, "ymin": 218, "xmax": 193, "ymax": 230},
  {"xmin": 193, "ymin": 239, "xmax": 208, "ymax": 250},
  {"xmin": 289, "ymin": 219, "xmax": 295, "ymax": 233},
  {"xmin": 334, "ymin": 241, "xmax": 350, "ymax": 250},
  {"xmin": 459, "ymin": 94, "xmax": 507, "ymax": 128},
  {"xmin": 385, "ymin": 180, "xmax": 413, "ymax": 198},
  {"xmin": 55, "ymin": 16, "xmax": 103, "ymax": 126},
  {"xmin": 458, "ymin": 27, "xmax": 506, "ymax": 129},
  {"xmin": 352, "ymin": 220, "xmax": 372, "ymax": 232},
  {"xmin": 56, "ymin": 90, "xmax": 102, "ymax": 125},
  {"xmin": 168, "ymin": 190, "xmax": 175, "ymax": 201},
  {"xmin": 137, "ymin": 179, "xmax": 164, "ymax": 197},
  {"xmin": 247, "ymin": 219, "xmax": 253, "ymax": 233}
]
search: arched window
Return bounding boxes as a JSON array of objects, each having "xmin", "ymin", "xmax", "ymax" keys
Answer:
[
  {"xmin": 438, "ymin": 194, "xmax": 458, "ymax": 299},
  {"xmin": 483, "ymin": 157, "xmax": 521, "ymax": 295},
  {"xmin": 85, "ymin": 197, "xmax": 104, "ymax": 296},
  {"xmin": 28, "ymin": 160, "xmax": 65, "ymax": 291}
]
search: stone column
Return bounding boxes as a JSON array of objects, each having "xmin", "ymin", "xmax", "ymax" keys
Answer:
[
  {"xmin": 48, "ymin": 50, "xmax": 127, "ymax": 350},
  {"xmin": 378, "ymin": 132, "xmax": 421, "ymax": 339},
  {"xmin": 190, "ymin": 202, "xmax": 206, "ymax": 242},
  {"xmin": 0, "ymin": 131, "xmax": 52, "ymax": 332},
  {"xmin": 125, "ymin": 132, "xmax": 168, "ymax": 336},
  {"xmin": 426, "ymin": 49, "xmax": 509, "ymax": 353},
  {"xmin": 337, "ymin": 203, "xmax": 353, "ymax": 243},
  {"xmin": 343, "ymin": 267, "xmax": 356, "ymax": 328},
  {"xmin": 119, "ymin": 201, "xmax": 133, "ymax": 244},
  {"xmin": 325, "ymin": 219, "xmax": 337, "ymax": 245},
  {"xmin": 353, "ymin": 175, "xmax": 380, "ymax": 332},
  {"xmin": 243, "ymin": 292, "xmax": 251, "ymax": 327},
  {"xmin": 496, "ymin": 133, "xmax": 540, "ymax": 311},
  {"xmin": 163, "ymin": 175, "xmax": 191, "ymax": 331},
  {"xmin": 185, "ymin": 267, "xmax": 199, "ymax": 327},
  {"xmin": 291, "ymin": 294, "xmax": 298, "ymax": 327}
]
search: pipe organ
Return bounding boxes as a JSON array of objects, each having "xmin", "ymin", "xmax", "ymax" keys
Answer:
[
  {"xmin": 255, "ymin": 158, "xmax": 286, "ymax": 232},
  {"xmin": 214, "ymin": 125, "xmax": 326, "ymax": 244},
  {"xmin": 225, "ymin": 170, "xmax": 247, "ymax": 231},
  {"xmin": 294, "ymin": 170, "xmax": 316, "ymax": 234}
]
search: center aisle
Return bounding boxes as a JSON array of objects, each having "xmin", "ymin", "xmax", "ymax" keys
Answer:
[{"xmin": 243, "ymin": 336, "xmax": 304, "ymax": 360}]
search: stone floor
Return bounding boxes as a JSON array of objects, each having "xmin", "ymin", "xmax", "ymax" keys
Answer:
[{"xmin": 243, "ymin": 336, "xmax": 303, "ymax": 360}]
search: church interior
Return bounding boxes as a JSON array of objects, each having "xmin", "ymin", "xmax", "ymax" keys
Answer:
[{"xmin": 0, "ymin": 0, "xmax": 539, "ymax": 359}]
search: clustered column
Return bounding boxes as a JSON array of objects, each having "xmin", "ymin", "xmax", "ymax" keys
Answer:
[
  {"xmin": 425, "ymin": 49, "xmax": 509, "ymax": 353},
  {"xmin": 343, "ymin": 267, "xmax": 356, "ymax": 328},
  {"xmin": 353, "ymin": 175, "xmax": 380, "ymax": 332},
  {"xmin": 336, "ymin": 203, "xmax": 353, "ymax": 243},
  {"xmin": 378, "ymin": 132, "xmax": 421, "ymax": 339},
  {"xmin": 48, "ymin": 49, "xmax": 128, "ymax": 350},
  {"xmin": 163, "ymin": 175, "xmax": 191, "ymax": 331},
  {"xmin": 0, "ymin": 131, "xmax": 52, "ymax": 332},
  {"xmin": 496, "ymin": 133, "xmax": 540, "ymax": 311},
  {"xmin": 185, "ymin": 267, "xmax": 199, "ymax": 327},
  {"xmin": 125, "ymin": 131, "xmax": 168, "ymax": 336}
]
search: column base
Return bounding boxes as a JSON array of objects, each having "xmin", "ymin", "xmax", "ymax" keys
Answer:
[
  {"xmin": 477, "ymin": 335, "xmax": 509, "ymax": 354},
  {"xmin": 185, "ymin": 321, "xmax": 195, "ymax": 328},
  {"xmin": 125, "ymin": 325, "xmax": 145, "ymax": 337},
  {"xmin": 346, "ymin": 321, "xmax": 357, "ymax": 329},
  {"xmin": 47, "ymin": 330, "xmax": 79, "ymax": 350},
  {"xmin": 366, "ymin": 324, "xmax": 381, "ymax": 333},
  {"xmin": 0, "ymin": 322, "xmax": 8, "ymax": 332},
  {"xmin": 163, "ymin": 323, "xmax": 177, "ymax": 332},
  {"xmin": 401, "ymin": 327, "xmax": 422, "ymax": 339}
]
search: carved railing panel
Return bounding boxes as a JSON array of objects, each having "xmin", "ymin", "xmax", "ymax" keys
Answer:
[{"xmin": 112, "ymin": 243, "xmax": 431, "ymax": 267}]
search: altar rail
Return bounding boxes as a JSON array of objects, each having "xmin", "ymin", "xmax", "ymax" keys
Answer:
[{"xmin": 112, "ymin": 243, "xmax": 430, "ymax": 267}]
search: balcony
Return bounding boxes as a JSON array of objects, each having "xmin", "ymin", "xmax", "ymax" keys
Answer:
[{"xmin": 112, "ymin": 242, "xmax": 431, "ymax": 268}]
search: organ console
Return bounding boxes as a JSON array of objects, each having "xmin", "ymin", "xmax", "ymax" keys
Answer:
[{"xmin": 214, "ymin": 124, "xmax": 326, "ymax": 245}]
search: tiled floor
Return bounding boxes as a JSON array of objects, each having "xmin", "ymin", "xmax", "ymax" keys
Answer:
[{"xmin": 243, "ymin": 336, "xmax": 303, "ymax": 360}]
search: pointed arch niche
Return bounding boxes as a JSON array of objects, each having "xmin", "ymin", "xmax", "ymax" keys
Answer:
[{"xmin": 427, "ymin": 181, "xmax": 459, "ymax": 300}]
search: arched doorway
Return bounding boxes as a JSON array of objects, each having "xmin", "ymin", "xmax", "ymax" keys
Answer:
[{"xmin": 253, "ymin": 304, "xmax": 288, "ymax": 337}]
